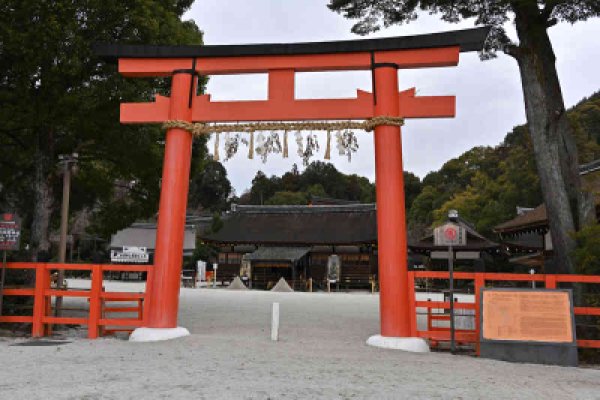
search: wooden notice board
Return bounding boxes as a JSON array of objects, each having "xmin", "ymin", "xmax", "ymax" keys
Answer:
[{"xmin": 482, "ymin": 289, "xmax": 574, "ymax": 343}]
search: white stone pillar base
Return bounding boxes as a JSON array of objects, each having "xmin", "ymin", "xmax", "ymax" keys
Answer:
[
  {"xmin": 366, "ymin": 335, "xmax": 430, "ymax": 352},
  {"xmin": 129, "ymin": 327, "xmax": 190, "ymax": 342}
]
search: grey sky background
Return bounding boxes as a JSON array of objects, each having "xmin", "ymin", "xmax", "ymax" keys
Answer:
[{"xmin": 184, "ymin": 1, "xmax": 600, "ymax": 196}]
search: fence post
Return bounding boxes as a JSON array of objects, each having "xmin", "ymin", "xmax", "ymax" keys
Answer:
[
  {"xmin": 138, "ymin": 298, "xmax": 144, "ymax": 321},
  {"xmin": 427, "ymin": 300, "xmax": 432, "ymax": 331},
  {"xmin": 407, "ymin": 271, "xmax": 417, "ymax": 336},
  {"xmin": 88, "ymin": 264, "xmax": 102, "ymax": 339},
  {"xmin": 474, "ymin": 273, "xmax": 485, "ymax": 355},
  {"xmin": 32, "ymin": 264, "xmax": 48, "ymax": 337}
]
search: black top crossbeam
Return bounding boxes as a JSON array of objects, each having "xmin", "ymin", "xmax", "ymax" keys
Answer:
[{"xmin": 94, "ymin": 27, "xmax": 490, "ymax": 61}]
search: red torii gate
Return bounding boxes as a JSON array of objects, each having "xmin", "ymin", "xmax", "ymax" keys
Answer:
[{"xmin": 96, "ymin": 27, "xmax": 488, "ymax": 347}]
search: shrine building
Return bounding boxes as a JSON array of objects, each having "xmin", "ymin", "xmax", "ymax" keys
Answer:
[{"xmin": 201, "ymin": 203, "xmax": 377, "ymax": 290}]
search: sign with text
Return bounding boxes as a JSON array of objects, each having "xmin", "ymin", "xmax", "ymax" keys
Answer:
[
  {"xmin": 433, "ymin": 222, "xmax": 466, "ymax": 247},
  {"xmin": 0, "ymin": 213, "xmax": 21, "ymax": 251},
  {"xmin": 482, "ymin": 289, "xmax": 574, "ymax": 343},
  {"xmin": 110, "ymin": 246, "xmax": 149, "ymax": 264}
]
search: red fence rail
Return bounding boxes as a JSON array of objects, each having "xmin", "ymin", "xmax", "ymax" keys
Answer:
[
  {"xmin": 0, "ymin": 262, "xmax": 149, "ymax": 338},
  {"xmin": 409, "ymin": 271, "xmax": 600, "ymax": 351}
]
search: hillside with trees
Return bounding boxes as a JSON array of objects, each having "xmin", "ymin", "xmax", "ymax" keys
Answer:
[
  {"xmin": 409, "ymin": 91, "xmax": 600, "ymax": 237},
  {"xmin": 236, "ymin": 162, "xmax": 421, "ymax": 209}
]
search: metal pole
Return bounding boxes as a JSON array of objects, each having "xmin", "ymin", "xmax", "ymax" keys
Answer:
[
  {"xmin": 55, "ymin": 161, "xmax": 71, "ymax": 317},
  {"xmin": 449, "ymin": 244, "xmax": 455, "ymax": 354},
  {"xmin": 0, "ymin": 250, "xmax": 6, "ymax": 316}
]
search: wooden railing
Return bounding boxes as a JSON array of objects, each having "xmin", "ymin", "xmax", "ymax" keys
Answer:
[
  {"xmin": 409, "ymin": 271, "xmax": 600, "ymax": 351},
  {"xmin": 0, "ymin": 262, "xmax": 149, "ymax": 339}
]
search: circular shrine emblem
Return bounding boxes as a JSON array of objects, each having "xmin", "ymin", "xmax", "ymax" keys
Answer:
[{"xmin": 444, "ymin": 227, "xmax": 457, "ymax": 241}]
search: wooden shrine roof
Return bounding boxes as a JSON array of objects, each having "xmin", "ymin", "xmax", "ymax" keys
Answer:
[
  {"xmin": 202, "ymin": 204, "xmax": 377, "ymax": 246},
  {"xmin": 493, "ymin": 205, "xmax": 548, "ymax": 235}
]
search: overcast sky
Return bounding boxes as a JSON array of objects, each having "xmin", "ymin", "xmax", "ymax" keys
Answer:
[{"xmin": 184, "ymin": 1, "xmax": 600, "ymax": 196}]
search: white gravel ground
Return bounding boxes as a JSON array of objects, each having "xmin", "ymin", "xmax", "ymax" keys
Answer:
[{"xmin": 1, "ymin": 280, "xmax": 599, "ymax": 399}]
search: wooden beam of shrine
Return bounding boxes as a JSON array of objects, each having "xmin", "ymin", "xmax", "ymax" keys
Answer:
[
  {"xmin": 117, "ymin": 47, "xmax": 459, "ymax": 77},
  {"xmin": 120, "ymin": 88, "xmax": 455, "ymax": 123}
]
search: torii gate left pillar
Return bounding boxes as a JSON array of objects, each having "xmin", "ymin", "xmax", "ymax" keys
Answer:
[{"xmin": 98, "ymin": 27, "xmax": 489, "ymax": 345}]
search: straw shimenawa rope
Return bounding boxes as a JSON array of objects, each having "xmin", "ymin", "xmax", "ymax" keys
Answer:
[
  {"xmin": 165, "ymin": 117, "xmax": 404, "ymax": 161},
  {"xmin": 162, "ymin": 116, "xmax": 404, "ymax": 136}
]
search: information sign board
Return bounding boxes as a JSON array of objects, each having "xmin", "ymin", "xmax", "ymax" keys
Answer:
[
  {"xmin": 482, "ymin": 289, "xmax": 573, "ymax": 343},
  {"xmin": 0, "ymin": 213, "xmax": 21, "ymax": 251},
  {"xmin": 480, "ymin": 288, "xmax": 577, "ymax": 366},
  {"xmin": 110, "ymin": 246, "xmax": 149, "ymax": 263}
]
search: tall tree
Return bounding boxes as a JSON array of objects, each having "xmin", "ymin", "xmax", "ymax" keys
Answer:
[
  {"xmin": 328, "ymin": 0, "xmax": 599, "ymax": 273},
  {"xmin": 189, "ymin": 160, "xmax": 233, "ymax": 212},
  {"xmin": 0, "ymin": 1, "xmax": 203, "ymax": 259}
]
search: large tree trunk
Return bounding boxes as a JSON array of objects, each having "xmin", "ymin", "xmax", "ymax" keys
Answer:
[
  {"xmin": 30, "ymin": 132, "xmax": 54, "ymax": 262},
  {"xmin": 512, "ymin": 4, "xmax": 592, "ymax": 274}
]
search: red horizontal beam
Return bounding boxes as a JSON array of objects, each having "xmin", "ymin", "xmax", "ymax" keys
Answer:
[
  {"xmin": 121, "ymin": 89, "xmax": 455, "ymax": 123},
  {"xmin": 7, "ymin": 262, "xmax": 150, "ymax": 273},
  {"xmin": 415, "ymin": 301, "xmax": 476, "ymax": 310},
  {"xmin": 557, "ymin": 275, "xmax": 600, "ymax": 284},
  {"xmin": 43, "ymin": 316, "xmax": 88, "ymax": 325},
  {"xmin": 574, "ymin": 307, "xmax": 600, "ymax": 316},
  {"xmin": 45, "ymin": 290, "xmax": 90, "ymax": 297},
  {"xmin": 7, "ymin": 262, "xmax": 93, "ymax": 271},
  {"xmin": 1, "ymin": 288, "xmax": 35, "ymax": 296},
  {"xmin": 119, "ymin": 47, "xmax": 460, "ymax": 77},
  {"xmin": 578, "ymin": 339, "xmax": 600, "ymax": 349},
  {"xmin": 0, "ymin": 316, "xmax": 33, "ymax": 323},
  {"xmin": 412, "ymin": 271, "xmax": 547, "ymax": 282},
  {"xmin": 101, "ymin": 292, "xmax": 145, "ymax": 300},
  {"xmin": 101, "ymin": 264, "xmax": 150, "ymax": 272},
  {"xmin": 412, "ymin": 271, "xmax": 476, "ymax": 280},
  {"xmin": 98, "ymin": 318, "xmax": 143, "ymax": 327},
  {"xmin": 412, "ymin": 271, "xmax": 600, "ymax": 284}
]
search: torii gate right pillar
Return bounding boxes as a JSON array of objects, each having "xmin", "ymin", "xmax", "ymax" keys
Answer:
[
  {"xmin": 369, "ymin": 64, "xmax": 429, "ymax": 351},
  {"xmin": 373, "ymin": 64, "xmax": 409, "ymax": 337}
]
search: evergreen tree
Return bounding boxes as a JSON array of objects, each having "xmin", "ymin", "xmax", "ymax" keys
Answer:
[{"xmin": 0, "ymin": 1, "xmax": 203, "ymax": 259}]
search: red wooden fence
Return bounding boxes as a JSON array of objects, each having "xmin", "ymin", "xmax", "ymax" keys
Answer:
[
  {"xmin": 409, "ymin": 271, "xmax": 600, "ymax": 351},
  {"xmin": 0, "ymin": 262, "xmax": 149, "ymax": 338}
]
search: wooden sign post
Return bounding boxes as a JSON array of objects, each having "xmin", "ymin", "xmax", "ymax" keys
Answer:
[{"xmin": 434, "ymin": 219, "xmax": 466, "ymax": 353}]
